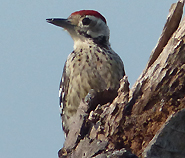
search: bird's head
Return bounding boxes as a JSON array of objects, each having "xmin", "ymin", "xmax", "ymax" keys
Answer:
[{"xmin": 47, "ymin": 10, "xmax": 110, "ymax": 47}]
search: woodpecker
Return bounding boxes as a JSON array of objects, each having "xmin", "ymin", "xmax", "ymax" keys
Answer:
[{"xmin": 47, "ymin": 10, "xmax": 125, "ymax": 137}]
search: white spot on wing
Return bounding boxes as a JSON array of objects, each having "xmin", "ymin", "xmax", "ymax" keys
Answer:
[
  {"xmin": 59, "ymin": 87, "xmax": 62, "ymax": 97},
  {"xmin": 59, "ymin": 106, "xmax": 63, "ymax": 114}
]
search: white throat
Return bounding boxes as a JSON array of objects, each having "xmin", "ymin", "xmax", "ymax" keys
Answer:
[{"xmin": 73, "ymin": 38, "xmax": 94, "ymax": 50}]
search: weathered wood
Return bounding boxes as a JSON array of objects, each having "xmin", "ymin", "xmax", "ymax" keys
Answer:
[
  {"xmin": 146, "ymin": 0, "xmax": 184, "ymax": 69},
  {"xmin": 58, "ymin": 0, "xmax": 185, "ymax": 157},
  {"xmin": 143, "ymin": 109, "xmax": 185, "ymax": 158}
]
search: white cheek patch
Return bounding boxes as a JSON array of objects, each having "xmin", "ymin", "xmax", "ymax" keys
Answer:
[{"xmin": 86, "ymin": 16, "xmax": 109, "ymax": 39}]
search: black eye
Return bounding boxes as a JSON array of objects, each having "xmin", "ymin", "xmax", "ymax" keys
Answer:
[{"xmin": 82, "ymin": 17, "xmax": 91, "ymax": 25}]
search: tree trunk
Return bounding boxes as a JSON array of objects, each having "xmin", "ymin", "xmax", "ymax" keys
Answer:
[{"xmin": 58, "ymin": 0, "xmax": 185, "ymax": 157}]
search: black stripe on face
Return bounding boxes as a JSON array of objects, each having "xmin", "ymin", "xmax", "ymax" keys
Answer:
[
  {"xmin": 78, "ymin": 30, "xmax": 108, "ymax": 47},
  {"xmin": 78, "ymin": 30, "xmax": 92, "ymax": 38}
]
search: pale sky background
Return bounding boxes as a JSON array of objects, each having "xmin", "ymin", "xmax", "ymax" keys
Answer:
[{"xmin": 0, "ymin": 1, "xmax": 182, "ymax": 158}]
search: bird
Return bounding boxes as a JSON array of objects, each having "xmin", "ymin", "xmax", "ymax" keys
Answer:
[{"xmin": 46, "ymin": 10, "xmax": 125, "ymax": 137}]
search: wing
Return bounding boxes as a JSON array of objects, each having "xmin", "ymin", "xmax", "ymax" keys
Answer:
[{"xmin": 59, "ymin": 61, "xmax": 70, "ymax": 134}]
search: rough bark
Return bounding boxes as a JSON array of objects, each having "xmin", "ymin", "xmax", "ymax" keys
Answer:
[{"xmin": 58, "ymin": 0, "xmax": 185, "ymax": 157}]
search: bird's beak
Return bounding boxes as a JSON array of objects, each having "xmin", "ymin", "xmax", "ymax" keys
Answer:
[{"xmin": 46, "ymin": 18, "xmax": 74, "ymax": 30}]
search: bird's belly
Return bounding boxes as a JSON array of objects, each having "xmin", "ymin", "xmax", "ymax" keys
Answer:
[{"xmin": 66, "ymin": 62, "xmax": 121, "ymax": 114}]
